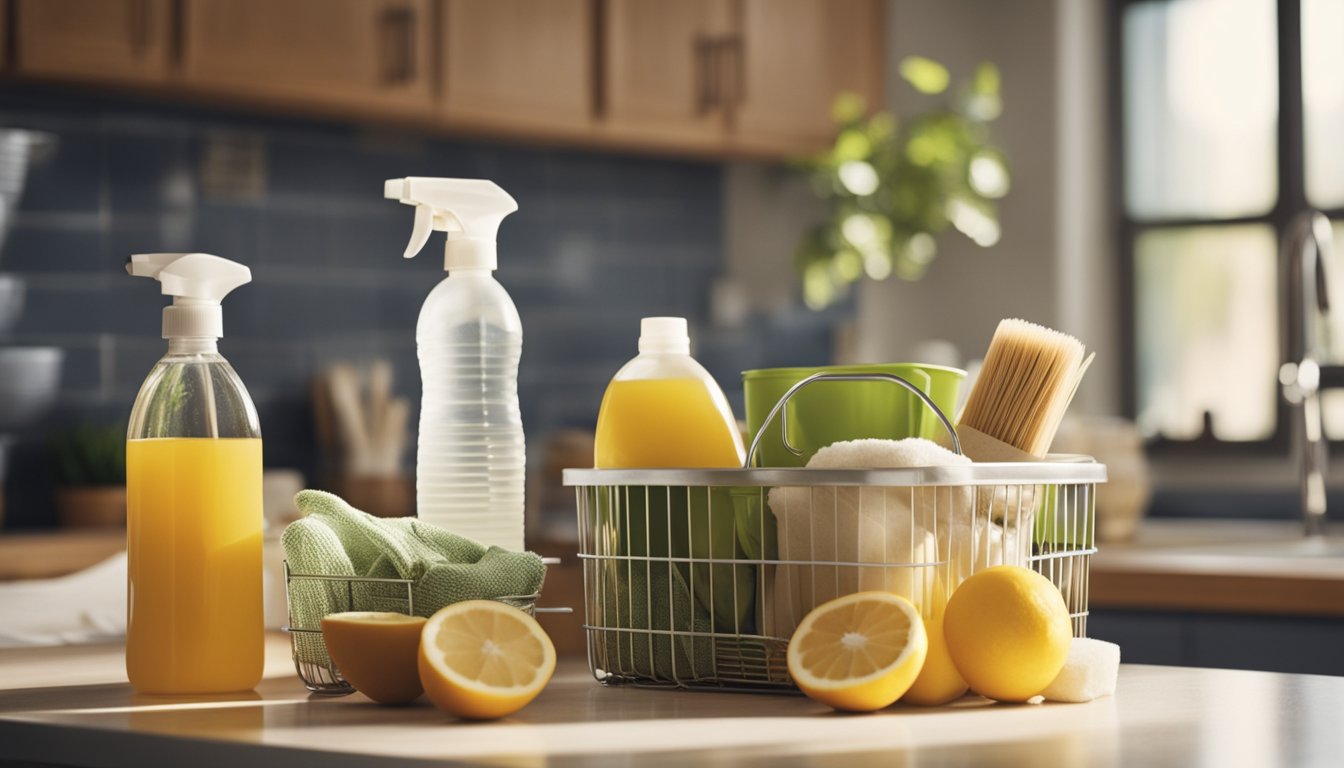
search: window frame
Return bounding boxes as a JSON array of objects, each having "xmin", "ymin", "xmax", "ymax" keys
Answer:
[{"xmin": 1109, "ymin": 0, "xmax": 1344, "ymax": 456}]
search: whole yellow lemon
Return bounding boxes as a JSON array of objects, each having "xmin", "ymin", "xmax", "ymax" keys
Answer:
[
  {"xmin": 901, "ymin": 612, "xmax": 968, "ymax": 706},
  {"xmin": 943, "ymin": 565, "xmax": 1071, "ymax": 702}
]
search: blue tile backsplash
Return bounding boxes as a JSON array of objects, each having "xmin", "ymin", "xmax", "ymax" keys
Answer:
[{"xmin": 0, "ymin": 89, "xmax": 834, "ymax": 528}]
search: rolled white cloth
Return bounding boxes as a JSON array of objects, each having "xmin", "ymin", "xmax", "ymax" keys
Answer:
[
  {"xmin": 764, "ymin": 438, "xmax": 971, "ymax": 638},
  {"xmin": 0, "ymin": 551, "xmax": 127, "ymax": 648}
]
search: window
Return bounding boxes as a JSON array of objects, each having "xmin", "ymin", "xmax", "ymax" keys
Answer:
[{"xmin": 1117, "ymin": 0, "xmax": 1344, "ymax": 449}]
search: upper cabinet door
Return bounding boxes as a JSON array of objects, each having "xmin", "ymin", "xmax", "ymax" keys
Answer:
[
  {"xmin": 441, "ymin": 0, "xmax": 594, "ymax": 135},
  {"xmin": 180, "ymin": 0, "xmax": 435, "ymax": 116},
  {"xmin": 15, "ymin": 0, "xmax": 173, "ymax": 84},
  {"xmin": 731, "ymin": 0, "xmax": 884, "ymax": 152},
  {"xmin": 603, "ymin": 0, "xmax": 732, "ymax": 149}
]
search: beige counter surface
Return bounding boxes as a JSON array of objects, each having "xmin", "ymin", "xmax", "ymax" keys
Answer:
[
  {"xmin": 2, "ymin": 633, "xmax": 1342, "ymax": 767},
  {"xmin": 1090, "ymin": 519, "xmax": 1344, "ymax": 617}
]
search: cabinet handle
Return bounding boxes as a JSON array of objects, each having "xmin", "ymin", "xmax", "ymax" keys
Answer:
[
  {"xmin": 380, "ymin": 6, "xmax": 417, "ymax": 85},
  {"xmin": 128, "ymin": 0, "xmax": 151, "ymax": 57},
  {"xmin": 695, "ymin": 35, "xmax": 714, "ymax": 115},
  {"xmin": 727, "ymin": 34, "xmax": 745, "ymax": 106}
]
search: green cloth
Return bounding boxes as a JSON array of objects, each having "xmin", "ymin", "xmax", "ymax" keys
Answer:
[
  {"xmin": 282, "ymin": 490, "xmax": 546, "ymax": 666},
  {"xmin": 589, "ymin": 487, "xmax": 719, "ymax": 682}
]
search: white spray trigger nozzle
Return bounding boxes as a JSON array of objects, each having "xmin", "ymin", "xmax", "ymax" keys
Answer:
[
  {"xmin": 385, "ymin": 177, "xmax": 517, "ymax": 271},
  {"xmin": 127, "ymin": 252, "xmax": 251, "ymax": 339},
  {"xmin": 404, "ymin": 205, "xmax": 465, "ymax": 260}
]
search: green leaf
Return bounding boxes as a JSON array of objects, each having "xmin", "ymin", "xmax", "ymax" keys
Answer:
[
  {"xmin": 973, "ymin": 62, "xmax": 1001, "ymax": 97},
  {"xmin": 831, "ymin": 92, "xmax": 867, "ymax": 124},
  {"xmin": 899, "ymin": 56, "xmax": 950, "ymax": 95},
  {"xmin": 832, "ymin": 129, "xmax": 872, "ymax": 163}
]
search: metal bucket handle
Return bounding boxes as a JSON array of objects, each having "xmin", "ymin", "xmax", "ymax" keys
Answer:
[{"xmin": 744, "ymin": 372, "xmax": 962, "ymax": 467}]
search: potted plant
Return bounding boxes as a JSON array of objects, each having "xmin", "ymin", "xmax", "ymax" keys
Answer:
[
  {"xmin": 51, "ymin": 424, "xmax": 127, "ymax": 528},
  {"xmin": 796, "ymin": 57, "xmax": 1010, "ymax": 309}
]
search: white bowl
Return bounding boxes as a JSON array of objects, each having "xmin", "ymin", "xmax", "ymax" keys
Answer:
[
  {"xmin": 0, "ymin": 346, "xmax": 63, "ymax": 431},
  {"xmin": 0, "ymin": 275, "xmax": 23, "ymax": 335}
]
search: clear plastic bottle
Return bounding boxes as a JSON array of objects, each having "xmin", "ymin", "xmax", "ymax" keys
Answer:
[
  {"xmin": 416, "ymin": 267, "xmax": 524, "ymax": 550},
  {"xmin": 386, "ymin": 178, "xmax": 525, "ymax": 551},
  {"xmin": 125, "ymin": 253, "xmax": 263, "ymax": 694}
]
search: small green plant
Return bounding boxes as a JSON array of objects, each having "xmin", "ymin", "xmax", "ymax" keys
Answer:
[
  {"xmin": 51, "ymin": 425, "xmax": 127, "ymax": 487},
  {"xmin": 796, "ymin": 56, "xmax": 1010, "ymax": 309}
]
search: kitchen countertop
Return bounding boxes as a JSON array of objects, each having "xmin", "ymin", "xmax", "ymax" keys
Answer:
[
  {"xmin": 1089, "ymin": 519, "xmax": 1344, "ymax": 617},
  {"xmin": 2, "ymin": 634, "xmax": 1342, "ymax": 767}
]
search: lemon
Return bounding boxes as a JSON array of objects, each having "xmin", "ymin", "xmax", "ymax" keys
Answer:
[
  {"xmin": 320, "ymin": 612, "xmax": 426, "ymax": 705},
  {"xmin": 943, "ymin": 565, "xmax": 1071, "ymax": 702},
  {"xmin": 901, "ymin": 611, "xmax": 968, "ymax": 706},
  {"xmin": 417, "ymin": 600, "xmax": 556, "ymax": 720},
  {"xmin": 786, "ymin": 591, "xmax": 928, "ymax": 712}
]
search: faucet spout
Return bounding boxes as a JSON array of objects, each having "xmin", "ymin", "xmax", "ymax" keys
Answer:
[{"xmin": 1281, "ymin": 211, "xmax": 1334, "ymax": 538}]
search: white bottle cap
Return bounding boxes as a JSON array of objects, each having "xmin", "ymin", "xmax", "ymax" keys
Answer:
[
  {"xmin": 639, "ymin": 317, "xmax": 690, "ymax": 355},
  {"xmin": 127, "ymin": 253, "xmax": 251, "ymax": 339}
]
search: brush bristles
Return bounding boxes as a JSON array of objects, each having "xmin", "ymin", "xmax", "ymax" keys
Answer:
[{"xmin": 960, "ymin": 319, "xmax": 1087, "ymax": 457}]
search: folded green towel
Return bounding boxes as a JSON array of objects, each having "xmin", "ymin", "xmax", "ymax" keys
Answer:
[
  {"xmin": 282, "ymin": 490, "xmax": 547, "ymax": 667},
  {"xmin": 589, "ymin": 487, "xmax": 718, "ymax": 682}
]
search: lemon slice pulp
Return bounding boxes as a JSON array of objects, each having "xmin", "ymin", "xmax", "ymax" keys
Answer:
[
  {"xmin": 786, "ymin": 591, "xmax": 928, "ymax": 712},
  {"xmin": 418, "ymin": 600, "xmax": 556, "ymax": 719}
]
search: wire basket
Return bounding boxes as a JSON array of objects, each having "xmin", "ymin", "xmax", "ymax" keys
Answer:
[
  {"xmin": 283, "ymin": 563, "xmax": 543, "ymax": 694},
  {"xmin": 563, "ymin": 373, "xmax": 1106, "ymax": 693}
]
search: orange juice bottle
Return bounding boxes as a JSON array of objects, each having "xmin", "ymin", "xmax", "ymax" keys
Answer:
[
  {"xmin": 125, "ymin": 253, "xmax": 263, "ymax": 694},
  {"xmin": 594, "ymin": 317, "xmax": 743, "ymax": 468}
]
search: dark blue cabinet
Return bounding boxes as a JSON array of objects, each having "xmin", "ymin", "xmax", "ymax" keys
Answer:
[{"xmin": 1090, "ymin": 610, "xmax": 1344, "ymax": 676}]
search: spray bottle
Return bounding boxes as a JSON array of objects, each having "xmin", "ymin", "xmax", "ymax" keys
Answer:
[
  {"xmin": 385, "ymin": 177, "xmax": 525, "ymax": 551},
  {"xmin": 125, "ymin": 252, "xmax": 263, "ymax": 694}
]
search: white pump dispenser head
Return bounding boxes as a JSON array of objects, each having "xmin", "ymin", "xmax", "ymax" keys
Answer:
[
  {"xmin": 127, "ymin": 252, "xmax": 251, "ymax": 339},
  {"xmin": 384, "ymin": 177, "xmax": 519, "ymax": 271}
]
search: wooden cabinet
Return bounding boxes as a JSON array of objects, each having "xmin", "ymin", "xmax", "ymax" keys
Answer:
[
  {"xmin": 441, "ymin": 0, "xmax": 594, "ymax": 136},
  {"xmin": 4, "ymin": 0, "xmax": 885, "ymax": 158},
  {"xmin": 602, "ymin": 0, "xmax": 733, "ymax": 149},
  {"xmin": 180, "ymin": 0, "xmax": 435, "ymax": 117},
  {"xmin": 0, "ymin": 2, "xmax": 8, "ymax": 72},
  {"xmin": 602, "ymin": 0, "xmax": 882, "ymax": 155},
  {"xmin": 732, "ymin": 0, "xmax": 884, "ymax": 152},
  {"xmin": 13, "ymin": 0, "xmax": 173, "ymax": 84}
]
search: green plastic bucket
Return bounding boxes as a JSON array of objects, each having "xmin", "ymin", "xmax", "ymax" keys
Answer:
[{"xmin": 742, "ymin": 363, "xmax": 966, "ymax": 468}]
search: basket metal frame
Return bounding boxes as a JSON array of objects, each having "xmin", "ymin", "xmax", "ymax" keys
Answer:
[
  {"xmin": 564, "ymin": 372, "xmax": 1105, "ymax": 694},
  {"xmin": 283, "ymin": 562, "xmax": 545, "ymax": 694}
]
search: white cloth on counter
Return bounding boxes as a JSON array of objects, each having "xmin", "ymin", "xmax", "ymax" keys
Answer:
[
  {"xmin": 0, "ymin": 551, "xmax": 127, "ymax": 648},
  {"xmin": 762, "ymin": 438, "xmax": 1032, "ymax": 639},
  {"xmin": 0, "ymin": 535, "xmax": 292, "ymax": 648}
]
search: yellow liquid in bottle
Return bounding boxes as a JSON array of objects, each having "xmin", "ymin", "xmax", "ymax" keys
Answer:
[
  {"xmin": 594, "ymin": 378, "xmax": 744, "ymax": 468},
  {"xmin": 126, "ymin": 437, "xmax": 263, "ymax": 694}
]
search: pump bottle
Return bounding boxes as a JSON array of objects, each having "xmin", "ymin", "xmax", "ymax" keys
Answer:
[
  {"xmin": 125, "ymin": 252, "xmax": 263, "ymax": 694},
  {"xmin": 385, "ymin": 177, "xmax": 525, "ymax": 551}
]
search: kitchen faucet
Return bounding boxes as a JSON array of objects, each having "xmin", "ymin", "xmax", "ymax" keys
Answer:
[{"xmin": 1280, "ymin": 210, "xmax": 1334, "ymax": 537}]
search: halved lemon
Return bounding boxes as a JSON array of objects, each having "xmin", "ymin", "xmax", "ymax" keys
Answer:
[
  {"xmin": 786, "ymin": 591, "xmax": 928, "ymax": 712},
  {"xmin": 320, "ymin": 612, "xmax": 426, "ymax": 705},
  {"xmin": 417, "ymin": 600, "xmax": 556, "ymax": 720}
]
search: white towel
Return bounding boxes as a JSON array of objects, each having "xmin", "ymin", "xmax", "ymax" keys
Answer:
[
  {"xmin": 763, "ymin": 438, "xmax": 1031, "ymax": 638},
  {"xmin": 0, "ymin": 552, "xmax": 127, "ymax": 648}
]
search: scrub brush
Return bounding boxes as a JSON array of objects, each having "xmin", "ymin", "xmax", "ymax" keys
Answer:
[{"xmin": 959, "ymin": 319, "xmax": 1094, "ymax": 458}]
